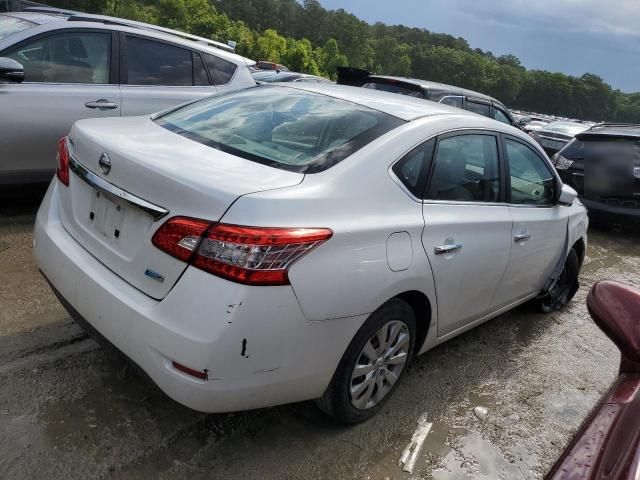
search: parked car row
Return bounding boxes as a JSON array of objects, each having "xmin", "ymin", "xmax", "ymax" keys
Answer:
[{"xmin": 336, "ymin": 67, "xmax": 519, "ymax": 128}]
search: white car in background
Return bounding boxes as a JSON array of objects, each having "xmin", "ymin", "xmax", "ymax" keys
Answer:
[{"xmin": 34, "ymin": 84, "xmax": 588, "ymax": 424}]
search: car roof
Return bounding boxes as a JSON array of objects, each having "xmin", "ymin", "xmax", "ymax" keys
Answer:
[
  {"xmin": 1, "ymin": 9, "xmax": 252, "ymax": 63},
  {"xmin": 577, "ymin": 123, "xmax": 640, "ymax": 140},
  {"xmin": 271, "ymin": 82, "xmax": 494, "ymax": 122},
  {"xmin": 0, "ymin": 11, "xmax": 67, "ymax": 24},
  {"xmin": 367, "ymin": 75, "xmax": 500, "ymax": 105},
  {"xmin": 540, "ymin": 121, "xmax": 593, "ymax": 135}
]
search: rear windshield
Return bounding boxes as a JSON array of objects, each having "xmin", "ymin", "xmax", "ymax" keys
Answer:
[
  {"xmin": 362, "ymin": 81, "xmax": 426, "ymax": 99},
  {"xmin": 156, "ymin": 86, "xmax": 405, "ymax": 173},
  {"xmin": 0, "ymin": 15, "xmax": 35, "ymax": 40}
]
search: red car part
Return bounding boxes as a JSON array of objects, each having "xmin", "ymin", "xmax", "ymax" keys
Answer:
[{"xmin": 546, "ymin": 281, "xmax": 640, "ymax": 480}]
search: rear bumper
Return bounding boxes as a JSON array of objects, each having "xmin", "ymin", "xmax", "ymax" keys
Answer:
[
  {"xmin": 34, "ymin": 180, "xmax": 366, "ymax": 412},
  {"xmin": 580, "ymin": 198, "xmax": 640, "ymax": 219}
]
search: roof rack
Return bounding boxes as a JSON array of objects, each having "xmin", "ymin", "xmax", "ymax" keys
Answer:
[
  {"xmin": 22, "ymin": 6, "xmax": 78, "ymax": 15},
  {"xmin": 65, "ymin": 14, "xmax": 235, "ymax": 53}
]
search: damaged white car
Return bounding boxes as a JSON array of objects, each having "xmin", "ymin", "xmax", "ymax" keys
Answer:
[{"xmin": 35, "ymin": 83, "xmax": 588, "ymax": 424}]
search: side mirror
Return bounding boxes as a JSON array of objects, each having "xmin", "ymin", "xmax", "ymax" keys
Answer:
[
  {"xmin": 0, "ymin": 57, "xmax": 25, "ymax": 84},
  {"xmin": 558, "ymin": 183, "xmax": 577, "ymax": 206},
  {"xmin": 588, "ymin": 281, "xmax": 640, "ymax": 373}
]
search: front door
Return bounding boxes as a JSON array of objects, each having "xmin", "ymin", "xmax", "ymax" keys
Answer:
[
  {"xmin": 1, "ymin": 29, "xmax": 120, "ymax": 183},
  {"xmin": 493, "ymin": 136, "xmax": 568, "ymax": 307},
  {"xmin": 421, "ymin": 132, "xmax": 512, "ymax": 336}
]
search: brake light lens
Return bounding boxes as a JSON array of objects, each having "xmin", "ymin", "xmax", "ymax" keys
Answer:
[
  {"xmin": 56, "ymin": 136, "xmax": 70, "ymax": 186},
  {"xmin": 151, "ymin": 217, "xmax": 211, "ymax": 262},
  {"xmin": 152, "ymin": 218, "xmax": 332, "ymax": 286}
]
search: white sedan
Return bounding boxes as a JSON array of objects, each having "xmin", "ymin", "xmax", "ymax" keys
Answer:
[{"xmin": 34, "ymin": 84, "xmax": 588, "ymax": 424}]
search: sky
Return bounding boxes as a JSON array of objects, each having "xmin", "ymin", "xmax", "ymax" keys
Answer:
[{"xmin": 317, "ymin": 0, "xmax": 640, "ymax": 93}]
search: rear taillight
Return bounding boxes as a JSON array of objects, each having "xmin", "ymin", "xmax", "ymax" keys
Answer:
[
  {"xmin": 56, "ymin": 136, "xmax": 70, "ymax": 186},
  {"xmin": 152, "ymin": 218, "xmax": 332, "ymax": 286},
  {"xmin": 151, "ymin": 217, "xmax": 211, "ymax": 262}
]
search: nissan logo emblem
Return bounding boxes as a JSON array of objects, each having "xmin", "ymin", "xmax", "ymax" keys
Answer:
[{"xmin": 99, "ymin": 153, "xmax": 111, "ymax": 175}]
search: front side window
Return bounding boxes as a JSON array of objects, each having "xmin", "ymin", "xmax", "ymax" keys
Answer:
[
  {"xmin": 4, "ymin": 31, "xmax": 110, "ymax": 83},
  {"xmin": 393, "ymin": 139, "xmax": 436, "ymax": 197},
  {"xmin": 126, "ymin": 36, "xmax": 194, "ymax": 86},
  {"xmin": 493, "ymin": 107, "xmax": 512, "ymax": 125},
  {"xmin": 203, "ymin": 53, "xmax": 237, "ymax": 85},
  {"xmin": 0, "ymin": 15, "xmax": 35, "ymax": 40},
  {"xmin": 466, "ymin": 101, "xmax": 491, "ymax": 118},
  {"xmin": 425, "ymin": 134, "xmax": 500, "ymax": 202},
  {"xmin": 506, "ymin": 138, "xmax": 556, "ymax": 205},
  {"xmin": 156, "ymin": 86, "xmax": 405, "ymax": 173}
]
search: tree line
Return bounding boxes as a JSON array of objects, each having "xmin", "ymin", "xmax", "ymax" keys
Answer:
[{"xmin": 49, "ymin": 0, "xmax": 640, "ymax": 122}]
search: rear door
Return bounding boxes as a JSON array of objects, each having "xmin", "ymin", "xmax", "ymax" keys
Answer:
[
  {"xmin": 421, "ymin": 131, "xmax": 512, "ymax": 336},
  {"xmin": 493, "ymin": 136, "xmax": 567, "ymax": 307},
  {"xmin": 119, "ymin": 34, "xmax": 216, "ymax": 116},
  {"xmin": 0, "ymin": 28, "xmax": 120, "ymax": 183}
]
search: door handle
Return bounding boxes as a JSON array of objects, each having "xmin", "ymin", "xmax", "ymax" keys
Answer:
[
  {"xmin": 434, "ymin": 244, "xmax": 462, "ymax": 255},
  {"xmin": 514, "ymin": 233, "xmax": 531, "ymax": 242},
  {"xmin": 85, "ymin": 99, "xmax": 118, "ymax": 110}
]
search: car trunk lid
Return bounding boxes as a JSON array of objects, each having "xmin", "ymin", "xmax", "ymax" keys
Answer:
[{"xmin": 57, "ymin": 116, "xmax": 304, "ymax": 299}]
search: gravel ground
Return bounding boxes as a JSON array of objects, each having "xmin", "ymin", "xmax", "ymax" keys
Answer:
[{"xmin": 1, "ymin": 190, "xmax": 638, "ymax": 480}]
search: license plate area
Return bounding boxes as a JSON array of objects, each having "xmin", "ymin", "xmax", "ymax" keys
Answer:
[
  {"xmin": 634, "ymin": 166, "xmax": 640, "ymax": 179},
  {"xmin": 89, "ymin": 190, "xmax": 127, "ymax": 241}
]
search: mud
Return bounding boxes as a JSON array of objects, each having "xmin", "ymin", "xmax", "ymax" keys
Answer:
[{"xmin": 1, "ymin": 193, "xmax": 639, "ymax": 479}]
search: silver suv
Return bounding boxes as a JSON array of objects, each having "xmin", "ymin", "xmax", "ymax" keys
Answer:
[{"xmin": 0, "ymin": 9, "xmax": 256, "ymax": 185}]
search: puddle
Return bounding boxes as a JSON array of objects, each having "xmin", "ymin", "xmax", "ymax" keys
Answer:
[{"xmin": 432, "ymin": 430, "xmax": 524, "ymax": 479}]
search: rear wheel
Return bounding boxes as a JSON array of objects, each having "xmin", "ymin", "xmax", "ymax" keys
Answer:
[
  {"xmin": 539, "ymin": 248, "xmax": 580, "ymax": 312},
  {"xmin": 317, "ymin": 299, "xmax": 416, "ymax": 424}
]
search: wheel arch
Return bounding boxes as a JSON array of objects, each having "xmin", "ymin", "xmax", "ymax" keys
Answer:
[
  {"xmin": 394, "ymin": 290, "xmax": 432, "ymax": 356},
  {"xmin": 572, "ymin": 237, "xmax": 586, "ymax": 268}
]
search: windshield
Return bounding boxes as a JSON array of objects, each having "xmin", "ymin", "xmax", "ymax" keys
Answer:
[
  {"xmin": 0, "ymin": 15, "xmax": 35, "ymax": 40},
  {"xmin": 156, "ymin": 86, "xmax": 405, "ymax": 173}
]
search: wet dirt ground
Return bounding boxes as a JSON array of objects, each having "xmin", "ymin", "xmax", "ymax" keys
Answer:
[{"xmin": 1, "ymin": 188, "xmax": 639, "ymax": 480}]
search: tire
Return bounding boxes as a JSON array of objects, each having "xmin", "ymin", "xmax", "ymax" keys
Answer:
[
  {"xmin": 317, "ymin": 298, "xmax": 417, "ymax": 424},
  {"xmin": 539, "ymin": 248, "xmax": 580, "ymax": 313}
]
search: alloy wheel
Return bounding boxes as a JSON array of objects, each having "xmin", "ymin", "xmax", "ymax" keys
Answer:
[{"xmin": 349, "ymin": 320, "xmax": 410, "ymax": 410}]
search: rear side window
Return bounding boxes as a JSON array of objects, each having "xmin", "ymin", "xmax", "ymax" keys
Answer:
[
  {"xmin": 156, "ymin": 86, "xmax": 405, "ymax": 173},
  {"xmin": 506, "ymin": 139, "xmax": 556, "ymax": 205},
  {"xmin": 193, "ymin": 52, "xmax": 209, "ymax": 86},
  {"xmin": 362, "ymin": 81, "xmax": 426, "ymax": 99},
  {"xmin": 4, "ymin": 31, "xmax": 111, "ymax": 83},
  {"xmin": 466, "ymin": 101, "xmax": 491, "ymax": 118},
  {"xmin": 126, "ymin": 36, "xmax": 194, "ymax": 86},
  {"xmin": 493, "ymin": 107, "xmax": 512, "ymax": 125},
  {"xmin": 393, "ymin": 139, "xmax": 436, "ymax": 197},
  {"xmin": 426, "ymin": 134, "xmax": 500, "ymax": 202},
  {"xmin": 439, "ymin": 96, "xmax": 463, "ymax": 108},
  {"xmin": 0, "ymin": 15, "xmax": 35, "ymax": 40},
  {"xmin": 203, "ymin": 53, "xmax": 237, "ymax": 85},
  {"xmin": 560, "ymin": 138, "xmax": 584, "ymax": 160}
]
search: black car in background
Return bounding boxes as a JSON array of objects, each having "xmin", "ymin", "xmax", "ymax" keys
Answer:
[
  {"xmin": 337, "ymin": 66, "xmax": 518, "ymax": 128},
  {"xmin": 553, "ymin": 123, "xmax": 640, "ymax": 221},
  {"xmin": 531, "ymin": 120, "xmax": 593, "ymax": 157}
]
